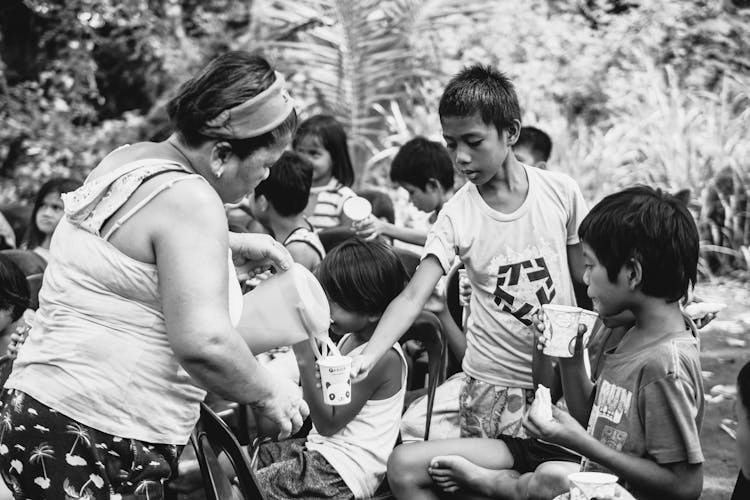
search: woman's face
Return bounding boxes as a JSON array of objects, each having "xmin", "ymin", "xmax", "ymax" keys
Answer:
[
  {"xmin": 220, "ymin": 135, "xmax": 291, "ymax": 204},
  {"xmin": 35, "ymin": 192, "xmax": 65, "ymax": 237}
]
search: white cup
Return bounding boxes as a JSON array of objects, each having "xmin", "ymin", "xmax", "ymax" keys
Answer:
[
  {"xmin": 236, "ymin": 263, "xmax": 331, "ymax": 354},
  {"xmin": 318, "ymin": 355, "xmax": 353, "ymax": 405},
  {"xmin": 343, "ymin": 196, "xmax": 372, "ymax": 222},
  {"xmin": 568, "ymin": 472, "xmax": 618, "ymax": 500},
  {"xmin": 541, "ymin": 304, "xmax": 598, "ymax": 358}
]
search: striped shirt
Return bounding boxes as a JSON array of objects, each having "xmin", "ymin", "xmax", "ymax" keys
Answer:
[{"xmin": 306, "ymin": 177, "xmax": 356, "ymax": 231}]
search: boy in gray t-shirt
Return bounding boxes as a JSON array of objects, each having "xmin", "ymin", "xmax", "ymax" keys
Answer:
[{"xmin": 524, "ymin": 186, "xmax": 704, "ymax": 500}]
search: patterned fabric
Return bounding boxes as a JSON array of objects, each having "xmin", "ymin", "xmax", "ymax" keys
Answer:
[
  {"xmin": 306, "ymin": 178, "xmax": 356, "ymax": 231},
  {"xmin": 62, "ymin": 158, "xmax": 193, "ymax": 237},
  {"xmin": 255, "ymin": 438, "xmax": 353, "ymax": 500},
  {"xmin": 458, "ymin": 374, "xmax": 535, "ymax": 439},
  {"xmin": 0, "ymin": 389, "xmax": 181, "ymax": 499}
]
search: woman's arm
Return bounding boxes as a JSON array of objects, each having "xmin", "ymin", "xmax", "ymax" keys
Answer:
[{"xmin": 154, "ymin": 182, "xmax": 306, "ymax": 438}]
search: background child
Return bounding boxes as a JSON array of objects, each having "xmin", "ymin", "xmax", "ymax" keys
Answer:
[
  {"xmin": 0, "ymin": 254, "xmax": 32, "ymax": 361},
  {"xmin": 22, "ymin": 177, "xmax": 82, "ymax": 264},
  {"xmin": 254, "ymin": 238, "xmax": 409, "ymax": 499},
  {"xmin": 293, "ymin": 114, "xmax": 357, "ymax": 231},
  {"xmin": 514, "ymin": 126, "xmax": 552, "ymax": 169},
  {"xmin": 253, "ymin": 151, "xmax": 325, "ymax": 271},
  {"xmin": 356, "ymin": 137, "xmax": 454, "ymax": 246}
]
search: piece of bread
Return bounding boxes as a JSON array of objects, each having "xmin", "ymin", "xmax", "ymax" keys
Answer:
[{"xmin": 531, "ymin": 385, "xmax": 553, "ymax": 422}]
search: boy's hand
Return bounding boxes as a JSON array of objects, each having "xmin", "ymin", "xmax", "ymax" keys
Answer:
[
  {"xmin": 532, "ymin": 312, "xmax": 588, "ymax": 359},
  {"xmin": 523, "ymin": 405, "xmax": 588, "ymax": 450},
  {"xmin": 349, "ymin": 352, "xmax": 377, "ymax": 382},
  {"xmin": 352, "ymin": 215, "xmax": 383, "ymax": 240}
]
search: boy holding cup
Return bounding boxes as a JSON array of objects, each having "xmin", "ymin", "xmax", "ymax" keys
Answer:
[{"xmin": 254, "ymin": 238, "xmax": 409, "ymax": 499}]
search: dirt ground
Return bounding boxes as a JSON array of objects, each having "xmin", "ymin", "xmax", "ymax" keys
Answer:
[{"xmin": 693, "ymin": 278, "xmax": 750, "ymax": 499}]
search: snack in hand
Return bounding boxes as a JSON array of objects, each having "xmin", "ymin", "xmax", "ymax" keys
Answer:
[
  {"xmin": 683, "ymin": 301, "xmax": 726, "ymax": 320},
  {"xmin": 531, "ymin": 385, "xmax": 553, "ymax": 422}
]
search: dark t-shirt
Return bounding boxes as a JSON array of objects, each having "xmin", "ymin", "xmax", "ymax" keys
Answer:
[
  {"xmin": 732, "ymin": 470, "xmax": 750, "ymax": 500},
  {"xmin": 581, "ymin": 327, "xmax": 704, "ymax": 498}
]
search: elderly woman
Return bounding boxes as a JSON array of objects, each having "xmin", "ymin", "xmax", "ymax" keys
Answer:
[{"xmin": 0, "ymin": 51, "xmax": 308, "ymax": 499}]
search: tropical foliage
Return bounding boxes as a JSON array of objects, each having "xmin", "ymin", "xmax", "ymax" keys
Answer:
[{"xmin": 0, "ymin": 0, "xmax": 748, "ymax": 274}]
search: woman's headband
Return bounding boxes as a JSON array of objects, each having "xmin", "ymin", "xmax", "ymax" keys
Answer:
[{"xmin": 199, "ymin": 72, "xmax": 295, "ymax": 140}]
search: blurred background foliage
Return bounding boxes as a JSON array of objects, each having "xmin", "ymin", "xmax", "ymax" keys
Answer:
[{"xmin": 0, "ymin": 0, "xmax": 748, "ymax": 276}]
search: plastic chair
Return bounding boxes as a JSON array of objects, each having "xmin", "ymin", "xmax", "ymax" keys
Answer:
[
  {"xmin": 0, "ymin": 355, "xmax": 13, "ymax": 390},
  {"xmin": 0, "ymin": 249, "xmax": 47, "ymax": 276},
  {"xmin": 400, "ymin": 310, "xmax": 445, "ymax": 441},
  {"xmin": 191, "ymin": 402, "xmax": 267, "ymax": 500},
  {"xmin": 318, "ymin": 227, "xmax": 357, "ymax": 253},
  {"xmin": 445, "ymin": 264, "xmax": 465, "ymax": 329},
  {"xmin": 26, "ymin": 273, "xmax": 44, "ymax": 310}
]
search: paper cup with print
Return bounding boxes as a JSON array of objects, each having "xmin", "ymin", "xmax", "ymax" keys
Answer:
[
  {"xmin": 568, "ymin": 472, "xmax": 618, "ymax": 500},
  {"xmin": 541, "ymin": 304, "xmax": 585, "ymax": 358},
  {"xmin": 577, "ymin": 309, "xmax": 599, "ymax": 349},
  {"xmin": 318, "ymin": 355, "xmax": 353, "ymax": 406}
]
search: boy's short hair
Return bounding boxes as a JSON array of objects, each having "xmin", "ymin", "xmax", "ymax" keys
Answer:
[
  {"xmin": 316, "ymin": 238, "xmax": 408, "ymax": 316},
  {"xmin": 516, "ymin": 126, "xmax": 552, "ymax": 163},
  {"xmin": 438, "ymin": 64, "xmax": 521, "ymax": 135},
  {"xmin": 254, "ymin": 151, "xmax": 313, "ymax": 217},
  {"xmin": 357, "ymin": 189, "xmax": 395, "ymax": 224},
  {"xmin": 579, "ymin": 186, "xmax": 699, "ymax": 303},
  {"xmin": 0, "ymin": 254, "xmax": 30, "ymax": 322},
  {"xmin": 389, "ymin": 137, "xmax": 454, "ymax": 191}
]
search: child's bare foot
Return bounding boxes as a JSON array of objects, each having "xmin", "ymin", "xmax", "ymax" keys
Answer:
[{"xmin": 428, "ymin": 455, "xmax": 520, "ymax": 496}]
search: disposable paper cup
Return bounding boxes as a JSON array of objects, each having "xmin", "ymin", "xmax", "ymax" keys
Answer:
[
  {"xmin": 343, "ymin": 197, "xmax": 372, "ymax": 222},
  {"xmin": 578, "ymin": 309, "xmax": 599, "ymax": 348},
  {"xmin": 236, "ymin": 263, "xmax": 331, "ymax": 354},
  {"xmin": 542, "ymin": 304, "xmax": 586, "ymax": 358},
  {"xmin": 568, "ymin": 472, "xmax": 618, "ymax": 500},
  {"xmin": 318, "ymin": 355, "xmax": 353, "ymax": 405}
]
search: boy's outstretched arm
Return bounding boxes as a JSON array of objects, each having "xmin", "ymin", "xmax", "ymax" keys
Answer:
[
  {"xmin": 354, "ymin": 218, "xmax": 429, "ymax": 246},
  {"xmin": 351, "ymin": 256, "xmax": 444, "ymax": 380},
  {"xmin": 293, "ymin": 339, "xmax": 402, "ymax": 436}
]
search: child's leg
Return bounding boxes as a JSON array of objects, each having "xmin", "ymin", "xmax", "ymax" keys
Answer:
[
  {"xmin": 387, "ymin": 438, "xmax": 514, "ymax": 500},
  {"xmin": 429, "ymin": 457, "xmax": 577, "ymax": 500}
]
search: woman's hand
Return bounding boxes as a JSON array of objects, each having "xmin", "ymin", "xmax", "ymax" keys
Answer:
[
  {"xmin": 229, "ymin": 233, "xmax": 292, "ymax": 279},
  {"xmin": 252, "ymin": 376, "xmax": 309, "ymax": 440}
]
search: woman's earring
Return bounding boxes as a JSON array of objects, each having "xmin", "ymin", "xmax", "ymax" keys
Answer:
[{"xmin": 214, "ymin": 166, "xmax": 225, "ymax": 179}]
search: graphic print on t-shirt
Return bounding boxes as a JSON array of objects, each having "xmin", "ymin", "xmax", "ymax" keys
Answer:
[{"xmin": 490, "ymin": 243, "xmax": 557, "ymax": 326}]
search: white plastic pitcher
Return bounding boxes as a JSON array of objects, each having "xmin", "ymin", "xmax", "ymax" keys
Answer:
[{"xmin": 235, "ymin": 263, "xmax": 331, "ymax": 354}]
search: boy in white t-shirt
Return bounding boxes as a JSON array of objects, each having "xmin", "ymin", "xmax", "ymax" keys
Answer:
[{"xmin": 346, "ymin": 64, "xmax": 588, "ymax": 495}]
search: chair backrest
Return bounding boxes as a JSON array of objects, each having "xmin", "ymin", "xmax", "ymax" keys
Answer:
[
  {"xmin": 0, "ymin": 249, "xmax": 47, "ymax": 277},
  {"xmin": 400, "ymin": 311, "xmax": 446, "ymax": 441},
  {"xmin": 192, "ymin": 403, "xmax": 267, "ymax": 500},
  {"xmin": 445, "ymin": 264, "xmax": 464, "ymax": 329},
  {"xmin": 391, "ymin": 246, "xmax": 421, "ymax": 278},
  {"xmin": 318, "ymin": 227, "xmax": 357, "ymax": 253},
  {"xmin": 26, "ymin": 273, "xmax": 44, "ymax": 310},
  {"xmin": 0, "ymin": 355, "xmax": 14, "ymax": 390}
]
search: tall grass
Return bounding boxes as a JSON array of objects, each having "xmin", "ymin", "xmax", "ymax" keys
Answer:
[{"xmin": 554, "ymin": 63, "xmax": 750, "ymax": 277}]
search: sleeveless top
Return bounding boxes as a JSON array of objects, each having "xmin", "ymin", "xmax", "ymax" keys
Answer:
[
  {"xmin": 283, "ymin": 219, "xmax": 325, "ymax": 260},
  {"xmin": 6, "ymin": 158, "xmax": 243, "ymax": 445},
  {"xmin": 306, "ymin": 337, "xmax": 407, "ymax": 498}
]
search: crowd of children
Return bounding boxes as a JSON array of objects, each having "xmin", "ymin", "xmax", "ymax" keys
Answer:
[{"xmin": 1, "ymin": 55, "xmax": 746, "ymax": 500}]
